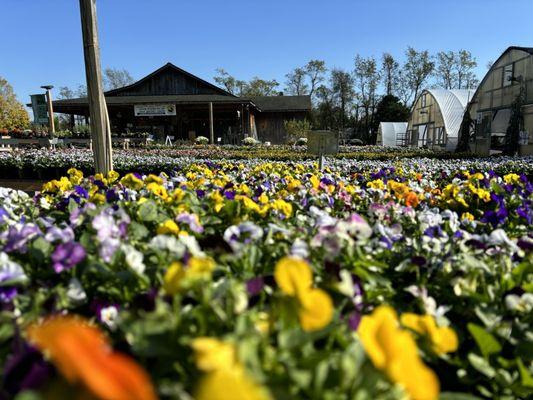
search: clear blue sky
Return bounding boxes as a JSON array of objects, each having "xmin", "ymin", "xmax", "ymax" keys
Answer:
[{"xmin": 2, "ymin": 0, "xmax": 532, "ymax": 104}]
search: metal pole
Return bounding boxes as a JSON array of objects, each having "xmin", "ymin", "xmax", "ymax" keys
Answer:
[
  {"xmin": 209, "ymin": 102, "xmax": 214, "ymax": 144},
  {"xmin": 79, "ymin": 0, "xmax": 113, "ymax": 173},
  {"xmin": 45, "ymin": 89, "xmax": 55, "ymax": 135}
]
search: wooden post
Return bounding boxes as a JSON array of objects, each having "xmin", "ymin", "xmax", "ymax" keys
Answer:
[
  {"xmin": 79, "ymin": 0, "xmax": 113, "ymax": 173},
  {"xmin": 208, "ymin": 102, "xmax": 214, "ymax": 144},
  {"xmin": 43, "ymin": 88, "xmax": 55, "ymax": 135}
]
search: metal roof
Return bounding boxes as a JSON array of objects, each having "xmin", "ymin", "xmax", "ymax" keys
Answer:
[
  {"xmin": 378, "ymin": 122, "xmax": 407, "ymax": 146},
  {"xmin": 426, "ymin": 89, "xmax": 476, "ymax": 151}
]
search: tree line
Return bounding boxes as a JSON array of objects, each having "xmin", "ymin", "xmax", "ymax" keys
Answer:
[{"xmin": 214, "ymin": 47, "xmax": 480, "ymax": 144}]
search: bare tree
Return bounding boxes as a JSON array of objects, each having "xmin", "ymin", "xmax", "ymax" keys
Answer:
[
  {"xmin": 435, "ymin": 51, "xmax": 456, "ymax": 89},
  {"xmin": 399, "ymin": 47, "xmax": 435, "ymax": 107},
  {"xmin": 330, "ymin": 68, "xmax": 355, "ymax": 131},
  {"xmin": 304, "ymin": 60, "xmax": 326, "ymax": 98},
  {"xmin": 354, "ymin": 55, "xmax": 380, "ymax": 142},
  {"xmin": 456, "ymin": 50, "xmax": 478, "ymax": 89},
  {"xmin": 381, "ymin": 53, "xmax": 400, "ymax": 96},
  {"xmin": 58, "ymin": 86, "xmax": 75, "ymax": 99},
  {"xmin": 285, "ymin": 67, "xmax": 309, "ymax": 95},
  {"xmin": 103, "ymin": 68, "xmax": 134, "ymax": 90}
]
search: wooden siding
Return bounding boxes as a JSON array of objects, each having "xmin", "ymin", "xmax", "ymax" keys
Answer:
[{"xmin": 255, "ymin": 111, "xmax": 307, "ymax": 144}]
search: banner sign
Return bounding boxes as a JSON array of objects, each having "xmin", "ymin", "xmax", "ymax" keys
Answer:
[
  {"xmin": 134, "ymin": 104, "xmax": 176, "ymax": 117},
  {"xmin": 30, "ymin": 94, "xmax": 49, "ymax": 124}
]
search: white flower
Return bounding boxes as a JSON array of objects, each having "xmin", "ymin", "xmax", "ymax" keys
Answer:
[
  {"xmin": 505, "ymin": 293, "xmax": 533, "ymax": 312},
  {"xmin": 0, "ymin": 252, "xmax": 27, "ymax": 283},
  {"xmin": 150, "ymin": 235, "xmax": 186, "ymax": 256},
  {"xmin": 100, "ymin": 305, "xmax": 119, "ymax": 330},
  {"xmin": 67, "ymin": 277, "xmax": 87, "ymax": 303},
  {"xmin": 290, "ymin": 238, "xmax": 309, "ymax": 259},
  {"xmin": 123, "ymin": 244, "xmax": 145, "ymax": 274}
]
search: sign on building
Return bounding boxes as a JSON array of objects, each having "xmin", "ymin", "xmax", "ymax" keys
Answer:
[
  {"xmin": 307, "ymin": 130, "xmax": 339, "ymax": 155},
  {"xmin": 519, "ymin": 131, "xmax": 529, "ymax": 145},
  {"xmin": 134, "ymin": 104, "xmax": 176, "ymax": 117},
  {"xmin": 30, "ymin": 94, "xmax": 49, "ymax": 124}
]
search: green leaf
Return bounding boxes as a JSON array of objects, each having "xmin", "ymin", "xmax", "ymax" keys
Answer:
[
  {"xmin": 467, "ymin": 323, "xmax": 501, "ymax": 357},
  {"xmin": 468, "ymin": 353, "xmax": 496, "ymax": 378},
  {"xmin": 517, "ymin": 358, "xmax": 533, "ymax": 388},
  {"xmin": 137, "ymin": 200, "xmax": 158, "ymax": 222}
]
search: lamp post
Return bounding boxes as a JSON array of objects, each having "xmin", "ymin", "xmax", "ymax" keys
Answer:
[{"xmin": 41, "ymin": 85, "xmax": 55, "ymax": 135}]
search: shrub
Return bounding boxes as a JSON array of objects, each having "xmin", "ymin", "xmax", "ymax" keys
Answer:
[
  {"xmin": 242, "ymin": 137, "xmax": 260, "ymax": 146},
  {"xmin": 195, "ymin": 136, "xmax": 209, "ymax": 145}
]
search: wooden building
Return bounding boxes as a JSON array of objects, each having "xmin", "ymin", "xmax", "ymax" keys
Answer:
[
  {"xmin": 406, "ymin": 89, "xmax": 475, "ymax": 151},
  {"xmin": 460, "ymin": 46, "xmax": 533, "ymax": 155},
  {"xmin": 52, "ymin": 63, "xmax": 311, "ymax": 144}
]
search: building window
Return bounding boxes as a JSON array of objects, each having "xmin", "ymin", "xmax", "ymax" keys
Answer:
[
  {"xmin": 503, "ymin": 64, "xmax": 514, "ymax": 87},
  {"xmin": 421, "ymin": 93, "xmax": 427, "ymax": 107}
]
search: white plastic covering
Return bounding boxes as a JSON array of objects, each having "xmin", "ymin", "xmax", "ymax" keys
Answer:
[
  {"xmin": 377, "ymin": 122, "xmax": 407, "ymax": 146},
  {"xmin": 426, "ymin": 89, "xmax": 476, "ymax": 151}
]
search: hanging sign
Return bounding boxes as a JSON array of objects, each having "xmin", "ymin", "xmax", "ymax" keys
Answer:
[
  {"xmin": 134, "ymin": 104, "xmax": 176, "ymax": 117},
  {"xmin": 30, "ymin": 94, "xmax": 49, "ymax": 124}
]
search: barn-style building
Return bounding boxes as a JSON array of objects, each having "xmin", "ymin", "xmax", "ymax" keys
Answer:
[
  {"xmin": 52, "ymin": 63, "xmax": 311, "ymax": 144},
  {"xmin": 459, "ymin": 46, "xmax": 533, "ymax": 155},
  {"xmin": 406, "ymin": 89, "xmax": 475, "ymax": 151}
]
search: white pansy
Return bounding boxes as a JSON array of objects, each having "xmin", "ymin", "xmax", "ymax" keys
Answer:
[
  {"xmin": 100, "ymin": 305, "xmax": 119, "ymax": 330},
  {"xmin": 67, "ymin": 277, "xmax": 87, "ymax": 303},
  {"xmin": 122, "ymin": 244, "xmax": 145, "ymax": 274}
]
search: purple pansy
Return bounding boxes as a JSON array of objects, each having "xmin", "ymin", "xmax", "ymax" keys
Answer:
[{"xmin": 51, "ymin": 242, "xmax": 86, "ymax": 273}]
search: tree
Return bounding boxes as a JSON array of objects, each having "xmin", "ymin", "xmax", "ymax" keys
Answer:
[
  {"xmin": 435, "ymin": 51, "xmax": 456, "ymax": 89},
  {"xmin": 241, "ymin": 77, "xmax": 280, "ymax": 97},
  {"xmin": 213, "ymin": 68, "xmax": 246, "ymax": 95},
  {"xmin": 103, "ymin": 68, "xmax": 134, "ymax": 90},
  {"xmin": 0, "ymin": 76, "xmax": 30, "ymax": 130},
  {"xmin": 354, "ymin": 55, "xmax": 380, "ymax": 142},
  {"xmin": 313, "ymin": 85, "xmax": 336, "ymax": 130},
  {"xmin": 330, "ymin": 69, "xmax": 355, "ymax": 131},
  {"xmin": 58, "ymin": 86, "xmax": 75, "ymax": 99},
  {"xmin": 284, "ymin": 118, "xmax": 311, "ymax": 143},
  {"xmin": 456, "ymin": 50, "xmax": 478, "ymax": 89},
  {"xmin": 372, "ymin": 95, "xmax": 410, "ymax": 135},
  {"xmin": 285, "ymin": 67, "xmax": 309, "ymax": 95},
  {"xmin": 381, "ymin": 53, "xmax": 400, "ymax": 96},
  {"xmin": 304, "ymin": 60, "xmax": 326, "ymax": 98},
  {"xmin": 399, "ymin": 47, "xmax": 434, "ymax": 107}
]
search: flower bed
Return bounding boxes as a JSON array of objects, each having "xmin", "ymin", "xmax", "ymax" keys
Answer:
[
  {"xmin": 1, "ymin": 147, "xmax": 532, "ymax": 180},
  {"xmin": 0, "ymin": 159, "xmax": 532, "ymax": 399}
]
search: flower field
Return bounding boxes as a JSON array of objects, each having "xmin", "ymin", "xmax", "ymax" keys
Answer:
[{"xmin": 0, "ymin": 155, "xmax": 532, "ymax": 399}]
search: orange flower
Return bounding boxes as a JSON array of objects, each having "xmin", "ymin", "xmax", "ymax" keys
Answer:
[
  {"xmin": 405, "ymin": 192, "xmax": 419, "ymax": 208},
  {"xmin": 27, "ymin": 315, "xmax": 157, "ymax": 400}
]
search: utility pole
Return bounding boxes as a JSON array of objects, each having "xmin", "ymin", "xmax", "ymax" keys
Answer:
[
  {"xmin": 79, "ymin": 0, "xmax": 113, "ymax": 173},
  {"xmin": 41, "ymin": 85, "xmax": 55, "ymax": 135}
]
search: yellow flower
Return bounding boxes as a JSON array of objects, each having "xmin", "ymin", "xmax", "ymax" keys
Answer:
[
  {"xmin": 271, "ymin": 199, "xmax": 293, "ymax": 218},
  {"xmin": 461, "ymin": 212, "xmax": 474, "ymax": 221},
  {"xmin": 274, "ymin": 257, "xmax": 312, "ymax": 297},
  {"xmin": 210, "ymin": 190, "xmax": 225, "ymax": 212},
  {"xmin": 121, "ymin": 173, "xmax": 144, "ymax": 190},
  {"xmin": 145, "ymin": 174, "xmax": 163, "ymax": 185},
  {"xmin": 310, "ymin": 175, "xmax": 320, "ymax": 190},
  {"xmin": 358, "ymin": 306, "xmax": 439, "ymax": 400},
  {"xmin": 195, "ymin": 369, "xmax": 272, "ymax": 400},
  {"xmin": 274, "ymin": 257, "xmax": 333, "ymax": 332},
  {"xmin": 298, "ymin": 288, "xmax": 334, "ymax": 332},
  {"xmin": 400, "ymin": 313, "xmax": 458, "ymax": 355},
  {"xmin": 503, "ymin": 173, "xmax": 520, "ymax": 185},
  {"xmin": 163, "ymin": 262, "xmax": 185, "ymax": 295},
  {"xmin": 67, "ymin": 168, "xmax": 84, "ymax": 185},
  {"xmin": 187, "ymin": 257, "xmax": 216, "ymax": 279},
  {"xmin": 157, "ymin": 219, "xmax": 180, "ymax": 236},
  {"xmin": 146, "ymin": 182, "xmax": 168, "ymax": 200},
  {"xmin": 236, "ymin": 195, "xmax": 261, "ymax": 214},
  {"xmin": 367, "ymin": 179, "xmax": 385, "ymax": 190},
  {"xmin": 107, "ymin": 170, "xmax": 120, "ymax": 183},
  {"xmin": 258, "ymin": 192, "xmax": 269, "ymax": 204},
  {"xmin": 191, "ymin": 337, "xmax": 238, "ymax": 372}
]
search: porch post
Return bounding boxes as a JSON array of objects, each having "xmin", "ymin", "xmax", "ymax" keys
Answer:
[{"xmin": 209, "ymin": 102, "xmax": 214, "ymax": 144}]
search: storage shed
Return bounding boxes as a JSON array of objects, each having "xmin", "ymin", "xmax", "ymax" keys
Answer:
[{"xmin": 406, "ymin": 89, "xmax": 475, "ymax": 151}]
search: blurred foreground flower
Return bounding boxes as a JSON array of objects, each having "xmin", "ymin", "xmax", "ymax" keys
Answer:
[
  {"xmin": 192, "ymin": 337, "xmax": 271, "ymax": 400},
  {"xmin": 274, "ymin": 257, "xmax": 333, "ymax": 331},
  {"xmin": 400, "ymin": 313, "xmax": 458, "ymax": 355},
  {"xmin": 358, "ymin": 305, "xmax": 439, "ymax": 400},
  {"xmin": 26, "ymin": 315, "xmax": 157, "ymax": 400}
]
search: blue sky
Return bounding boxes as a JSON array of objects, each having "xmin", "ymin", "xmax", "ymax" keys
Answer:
[{"xmin": 2, "ymin": 0, "xmax": 532, "ymax": 103}]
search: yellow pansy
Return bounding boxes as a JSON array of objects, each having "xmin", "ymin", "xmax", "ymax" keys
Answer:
[
  {"xmin": 107, "ymin": 170, "xmax": 120, "ymax": 183},
  {"xmin": 274, "ymin": 257, "xmax": 313, "ymax": 297},
  {"xmin": 236, "ymin": 195, "xmax": 261, "ymax": 213},
  {"xmin": 187, "ymin": 257, "xmax": 216, "ymax": 279},
  {"xmin": 274, "ymin": 257, "xmax": 333, "ymax": 332},
  {"xmin": 358, "ymin": 306, "xmax": 439, "ymax": 400},
  {"xmin": 271, "ymin": 199, "xmax": 293, "ymax": 218},
  {"xmin": 144, "ymin": 174, "xmax": 163, "ymax": 185},
  {"xmin": 157, "ymin": 219, "xmax": 180, "ymax": 236},
  {"xmin": 258, "ymin": 192, "xmax": 269, "ymax": 204},
  {"xmin": 163, "ymin": 262, "xmax": 185, "ymax": 295},
  {"xmin": 146, "ymin": 182, "xmax": 168, "ymax": 200},
  {"xmin": 120, "ymin": 173, "xmax": 144, "ymax": 190},
  {"xmin": 503, "ymin": 173, "xmax": 520, "ymax": 185},
  {"xmin": 191, "ymin": 337, "xmax": 238, "ymax": 372},
  {"xmin": 210, "ymin": 190, "xmax": 225, "ymax": 213},
  {"xmin": 310, "ymin": 175, "xmax": 320, "ymax": 190},
  {"xmin": 195, "ymin": 369, "xmax": 272, "ymax": 400},
  {"xmin": 67, "ymin": 168, "xmax": 84, "ymax": 185},
  {"xmin": 298, "ymin": 288, "xmax": 334, "ymax": 332},
  {"xmin": 367, "ymin": 179, "xmax": 385, "ymax": 190},
  {"xmin": 400, "ymin": 313, "xmax": 458, "ymax": 355}
]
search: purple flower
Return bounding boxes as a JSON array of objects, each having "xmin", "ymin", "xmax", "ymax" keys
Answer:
[
  {"xmin": 347, "ymin": 311, "xmax": 362, "ymax": 331},
  {"xmin": 2, "ymin": 224, "xmax": 41, "ymax": 253},
  {"xmin": 51, "ymin": 242, "xmax": 86, "ymax": 273},
  {"xmin": 0, "ymin": 253, "xmax": 28, "ymax": 303},
  {"xmin": 44, "ymin": 226, "xmax": 75, "ymax": 243},
  {"xmin": 246, "ymin": 277, "xmax": 265, "ymax": 296}
]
